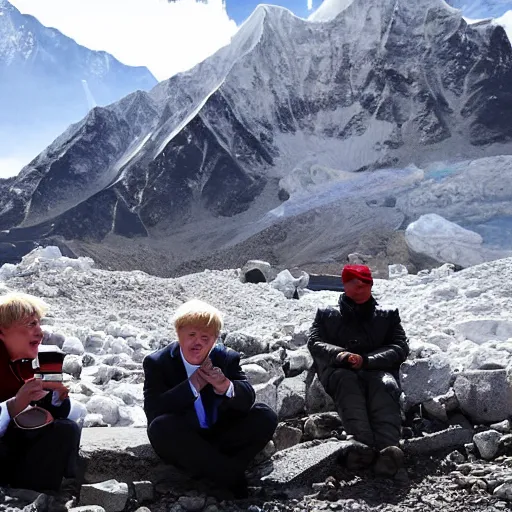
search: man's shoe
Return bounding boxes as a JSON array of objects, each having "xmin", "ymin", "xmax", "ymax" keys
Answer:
[
  {"xmin": 373, "ymin": 446, "xmax": 405, "ymax": 478},
  {"xmin": 342, "ymin": 441, "xmax": 376, "ymax": 470}
]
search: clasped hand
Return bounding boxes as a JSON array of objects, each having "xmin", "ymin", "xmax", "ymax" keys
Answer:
[
  {"xmin": 189, "ymin": 358, "xmax": 231, "ymax": 395},
  {"xmin": 336, "ymin": 352, "xmax": 363, "ymax": 370}
]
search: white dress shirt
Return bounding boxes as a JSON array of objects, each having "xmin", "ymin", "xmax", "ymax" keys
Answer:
[{"xmin": 180, "ymin": 349, "xmax": 234, "ymax": 429}]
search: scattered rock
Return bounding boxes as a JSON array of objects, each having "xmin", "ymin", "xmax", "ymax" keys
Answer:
[
  {"xmin": 177, "ymin": 495, "xmax": 206, "ymax": 511},
  {"xmin": 303, "ymin": 412, "xmax": 343, "ymax": 440},
  {"xmin": 63, "ymin": 355, "xmax": 83, "ymax": 379},
  {"xmin": 494, "ymin": 482, "xmax": 512, "ymax": 501},
  {"xmin": 273, "ymin": 423, "xmax": 303, "ymax": 451},
  {"xmin": 254, "ymin": 377, "xmax": 280, "ymax": 412},
  {"xmin": 224, "ymin": 332, "xmax": 268, "ymax": 357},
  {"xmin": 133, "ymin": 481, "xmax": 154, "ymax": 504},
  {"xmin": 240, "ymin": 260, "xmax": 276, "ymax": 284},
  {"xmin": 491, "ymin": 420, "xmax": 512, "ymax": 434},
  {"xmin": 241, "ymin": 363, "xmax": 270, "ymax": 385},
  {"xmin": 400, "ymin": 356, "xmax": 453, "ymax": 410},
  {"xmin": 270, "ymin": 269, "xmax": 309, "ymax": 299},
  {"xmin": 473, "ymin": 430, "xmax": 502, "ymax": 460},
  {"xmin": 305, "ymin": 375, "xmax": 335, "ymax": 414},
  {"xmin": 62, "ymin": 336, "xmax": 85, "ymax": 356},
  {"xmin": 277, "ymin": 373, "xmax": 306, "ymax": 419},
  {"xmin": 85, "ymin": 396, "xmax": 120, "ymax": 426}
]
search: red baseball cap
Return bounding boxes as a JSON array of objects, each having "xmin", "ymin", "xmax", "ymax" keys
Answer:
[{"xmin": 341, "ymin": 264, "xmax": 373, "ymax": 285}]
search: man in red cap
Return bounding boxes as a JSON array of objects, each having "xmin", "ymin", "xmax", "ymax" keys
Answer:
[{"xmin": 308, "ymin": 264, "xmax": 409, "ymax": 479}]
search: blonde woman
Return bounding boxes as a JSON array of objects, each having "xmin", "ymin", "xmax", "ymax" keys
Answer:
[{"xmin": 0, "ymin": 293, "xmax": 81, "ymax": 491}]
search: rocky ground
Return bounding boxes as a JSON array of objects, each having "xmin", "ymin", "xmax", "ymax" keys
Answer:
[{"xmin": 0, "ymin": 248, "xmax": 512, "ymax": 511}]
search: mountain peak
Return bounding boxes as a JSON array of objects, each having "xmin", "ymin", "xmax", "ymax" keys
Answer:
[{"xmin": 310, "ymin": 0, "xmax": 460, "ymax": 22}]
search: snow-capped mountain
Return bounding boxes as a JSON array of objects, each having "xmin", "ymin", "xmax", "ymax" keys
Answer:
[
  {"xmin": 1, "ymin": 0, "xmax": 512, "ymax": 274},
  {"xmin": 0, "ymin": 0, "xmax": 157, "ymax": 177},
  {"xmin": 445, "ymin": 0, "xmax": 512, "ymax": 19}
]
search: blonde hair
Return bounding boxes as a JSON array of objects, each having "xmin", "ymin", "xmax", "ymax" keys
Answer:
[
  {"xmin": 173, "ymin": 299, "xmax": 223, "ymax": 335},
  {"xmin": 0, "ymin": 292, "xmax": 48, "ymax": 328}
]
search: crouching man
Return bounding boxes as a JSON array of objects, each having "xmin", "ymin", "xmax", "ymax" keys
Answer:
[
  {"xmin": 0, "ymin": 293, "xmax": 83, "ymax": 492},
  {"xmin": 307, "ymin": 265, "xmax": 409, "ymax": 477},
  {"xmin": 143, "ymin": 299, "xmax": 277, "ymax": 498}
]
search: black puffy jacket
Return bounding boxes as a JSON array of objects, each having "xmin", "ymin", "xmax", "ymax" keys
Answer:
[{"xmin": 307, "ymin": 294, "xmax": 409, "ymax": 384}]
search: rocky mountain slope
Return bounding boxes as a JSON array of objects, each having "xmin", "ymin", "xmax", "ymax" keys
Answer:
[
  {"xmin": 0, "ymin": 0, "xmax": 157, "ymax": 176},
  {"xmin": 1, "ymin": 0, "xmax": 512, "ymax": 274}
]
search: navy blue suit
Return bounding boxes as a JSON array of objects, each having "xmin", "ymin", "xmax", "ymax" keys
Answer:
[{"xmin": 143, "ymin": 342, "xmax": 277, "ymax": 488}]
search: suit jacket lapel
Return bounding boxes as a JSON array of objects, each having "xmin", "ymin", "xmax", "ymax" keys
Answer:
[{"xmin": 168, "ymin": 342, "xmax": 188, "ymax": 386}]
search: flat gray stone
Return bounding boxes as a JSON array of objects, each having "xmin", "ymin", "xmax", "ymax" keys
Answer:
[
  {"xmin": 80, "ymin": 480, "xmax": 128, "ymax": 512},
  {"xmin": 257, "ymin": 439, "xmax": 348, "ymax": 486},
  {"xmin": 402, "ymin": 426, "xmax": 473, "ymax": 455},
  {"xmin": 80, "ymin": 428, "xmax": 183, "ymax": 485}
]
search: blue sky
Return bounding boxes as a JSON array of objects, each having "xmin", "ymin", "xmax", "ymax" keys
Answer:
[
  {"xmin": 226, "ymin": 0, "xmax": 323, "ymax": 23},
  {"xmin": 10, "ymin": 0, "xmax": 325, "ymax": 81}
]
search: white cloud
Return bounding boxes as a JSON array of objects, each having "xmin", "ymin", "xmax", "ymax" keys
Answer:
[
  {"xmin": 307, "ymin": 0, "xmax": 313, "ymax": 10},
  {"xmin": 10, "ymin": 0, "xmax": 238, "ymax": 81},
  {"xmin": 0, "ymin": 157, "xmax": 28, "ymax": 179},
  {"xmin": 496, "ymin": 10, "xmax": 512, "ymax": 43}
]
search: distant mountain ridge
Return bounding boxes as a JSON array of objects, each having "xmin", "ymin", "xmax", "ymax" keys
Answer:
[
  {"xmin": 0, "ymin": 0, "xmax": 512, "ymax": 275},
  {"xmin": 0, "ymin": 0, "xmax": 157, "ymax": 176}
]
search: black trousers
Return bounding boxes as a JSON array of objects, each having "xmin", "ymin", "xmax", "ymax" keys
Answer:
[
  {"xmin": 148, "ymin": 403, "xmax": 277, "ymax": 487},
  {"xmin": 326, "ymin": 369, "xmax": 401, "ymax": 450},
  {"xmin": 0, "ymin": 419, "xmax": 81, "ymax": 492}
]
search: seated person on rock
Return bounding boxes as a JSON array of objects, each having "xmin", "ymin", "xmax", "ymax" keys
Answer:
[
  {"xmin": 307, "ymin": 265, "xmax": 409, "ymax": 477},
  {"xmin": 143, "ymin": 299, "xmax": 278, "ymax": 498},
  {"xmin": 0, "ymin": 293, "xmax": 83, "ymax": 492}
]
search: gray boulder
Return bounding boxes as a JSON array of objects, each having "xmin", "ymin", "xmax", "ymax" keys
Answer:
[
  {"xmin": 63, "ymin": 355, "xmax": 83, "ymax": 379},
  {"xmin": 400, "ymin": 356, "xmax": 454, "ymax": 410},
  {"xmin": 277, "ymin": 374, "xmax": 306, "ymax": 419},
  {"xmin": 62, "ymin": 336, "xmax": 85, "ymax": 356},
  {"xmin": 80, "ymin": 480, "xmax": 129, "ymax": 512},
  {"xmin": 303, "ymin": 412, "xmax": 343, "ymax": 440},
  {"xmin": 305, "ymin": 374, "xmax": 335, "ymax": 414},
  {"xmin": 243, "ymin": 352, "xmax": 285, "ymax": 379},
  {"xmin": 285, "ymin": 347, "xmax": 314, "ymax": 377},
  {"xmin": 270, "ymin": 270, "xmax": 309, "ymax": 299},
  {"xmin": 254, "ymin": 377, "xmax": 281, "ymax": 412},
  {"xmin": 273, "ymin": 423, "xmax": 303, "ymax": 451},
  {"xmin": 224, "ymin": 332, "xmax": 268, "ymax": 357},
  {"xmin": 242, "ymin": 363, "xmax": 270, "ymax": 385},
  {"xmin": 454, "ymin": 369, "xmax": 512, "ymax": 423},
  {"xmin": 473, "ymin": 430, "xmax": 502, "ymax": 460},
  {"xmin": 240, "ymin": 260, "xmax": 276, "ymax": 284},
  {"xmin": 493, "ymin": 482, "xmax": 512, "ymax": 501}
]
